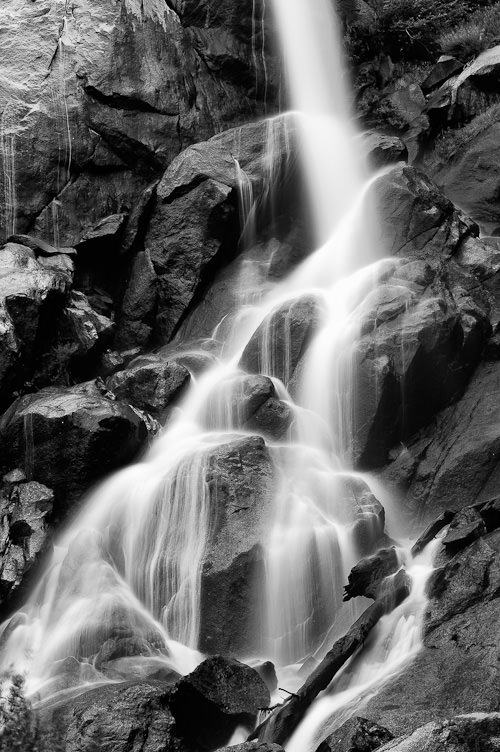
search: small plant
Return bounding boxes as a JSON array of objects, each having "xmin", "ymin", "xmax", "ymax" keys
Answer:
[
  {"xmin": 434, "ymin": 101, "xmax": 500, "ymax": 160},
  {"xmin": 439, "ymin": 3, "xmax": 500, "ymax": 60}
]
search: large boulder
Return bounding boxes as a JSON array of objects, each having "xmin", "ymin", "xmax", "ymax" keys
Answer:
[
  {"xmin": 350, "ymin": 256, "xmax": 490, "ymax": 468},
  {"xmin": 170, "ymin": 656, "xmax": 270, "ymax": 751},
  {"xmin": 380, "ymin": 361, "xmax": 500, "ymax": 522},
  {"xmin": 45, "ymin": 680, "xmax": 189, "ymax": 752},
  {"xmin": 0, "ymin": 242, "xmax": 72, "ymax": 405},
  {"xmin": 1, "ymin": 0, "xmax": 277, "ymax": 247},
  {"xmin": 317, "ymin": 716, "xmax": 393, "ymax": 752},
  {"xmin": 0, "ymin": 380, "xmax": 151, "ymax": 515},
  {"xmin": 199, "ymin": 435, "xmax": 276, "ymax": 654},
  {"xmin": 120, "ymin": 116, "xmax": 297, "ymax": 346}
]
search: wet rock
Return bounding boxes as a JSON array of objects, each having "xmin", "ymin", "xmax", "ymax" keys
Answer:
[
  {"xmin": 373, "ymin": 165, "xmax": 477, "ymax": 261},
  {"xmin": 7, "ymin": 234, "xmax": 77, "ymax": 257},
  {"xmin": 365, "ymin": 132, "xmax": 407, "ymax": 168},
  {"xmin": 442, "ymin": 507, "xmax": 486, "ymax": 554},
  {"xmin": 380, "ymin": 362, "xmax": 500, "ymax": 522},
  {"xmin": 421, "ymin": 56, "xmax": 464, "ymax": 93},
  {"xmin": 240, "ymin": 295, "xmax": 324, "ymax": 388},
  {"xmin": 0, "ymin": 380, "xmax": 151, "ymax": 515},
  {"xmin": 411, "ymin": 510, "xmax": 455, "ymax": 557},
  {"xmin": 137, "ymin": 117, "xmax": 295, "ymax": 346},
  {"xmin": 377, "ymin": 714, "xmax": 500, "ymax": 752},
  {"xmin": 46, "ymin": 680, "xmax": 189, "ymax": 752},
  {"xmin": 351, "ymin": 257, "xmax": 490, "ymax": 468},
  {"xmin": 254, "ymin": 661, "xmax": 278, "ymax": 694},
  {"xmin": 364, "ymin": 528, "xmax": 500, "ymax": 735},
  {"xmin": 344, "ymin": 547, "xmax": 401, "ymax": 601},
  {"xmin": 316, "ymin": 716, "xmax": 394, "ymax": 752},
  {"xmin": 343, "ymin": 477, "xmax": 387, "ymax": 555},
  {"xmin": 107, "ymin": 356, "xmax": 190, "ymax": 418},
  {"xmin": 200, "ymin": 435, "xmax": 276, "ymax": 654},
  {"xmin": 170, "ymin": 656, "xmax": 270, "ymax": 751},
  {"xmin": 217, "ymin": 744, "xmax": 284, "ymax": 752},
  {"xmin": 0, "ymin": 242, "xmax": 72, "ymax": 405},
  {"xmin": 0, "ymin": 477, "xmax": 53, "ymax": 604}
]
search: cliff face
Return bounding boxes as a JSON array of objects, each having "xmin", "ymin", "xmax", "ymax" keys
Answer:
[{"xmin": 3, "ymin": 1, "xmax": 500, "ymax": 751}]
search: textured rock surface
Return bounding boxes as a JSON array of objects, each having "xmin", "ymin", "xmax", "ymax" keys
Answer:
[
  {"xmin": 199, "ymin": 436, "xmax": 276, "ymax": 654},
  {"xmin": 0, "ymin": 474, "xmax": 53, "ymax": 605},
  {"xmin": 377, "ymin": 714, "xmax": 500, "ymax": 752},
  {"xmin": 107, "ymin": 355, "xmax": 190, "ymax": 417},
  {"xmin": 0, "ymin": 380, "xmax": 151, "ymax": 514},
  {"xmin": 317, "ymin": 716, "xmax": 393, "ymax": 752},
  {"xmin": 170, "ymin": 656, "xmax": 270, "ymax": 751}
]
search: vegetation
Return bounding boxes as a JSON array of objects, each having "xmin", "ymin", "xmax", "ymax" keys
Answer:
[
  {"xmin": 0, "ymin": 676, "xmax": 64, "ymax": 752},
  {"xmin": 439, "ymin": 3, "xmax": 500, "ymax": 60},
  {"xmin": 434, "ymin": 101, "xmax": 500, "ymax": 160}
]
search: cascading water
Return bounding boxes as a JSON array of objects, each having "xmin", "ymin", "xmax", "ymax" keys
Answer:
[{"xmin": 0, "ymin": 0, "xmax": 438, "ymax": 747}]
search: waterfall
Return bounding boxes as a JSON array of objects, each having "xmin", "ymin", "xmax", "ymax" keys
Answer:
[{"xmin": 0, "ymin": 0, "xmax": 437, "ymax": 747}]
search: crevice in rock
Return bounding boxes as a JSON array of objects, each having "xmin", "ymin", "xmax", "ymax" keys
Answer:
[{"xmin": 84, "ymin": 85, "xmax": 178, "ymax": 116}]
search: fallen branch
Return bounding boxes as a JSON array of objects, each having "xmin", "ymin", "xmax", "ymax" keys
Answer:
[{"xmin": 250, "ymin": 572, "xmax": 411, "ymax": 747}]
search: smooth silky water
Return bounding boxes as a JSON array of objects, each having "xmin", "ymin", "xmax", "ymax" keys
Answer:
[{"xmin": 0, "ymin": 0, "xmax": 438, "ymax": 747}]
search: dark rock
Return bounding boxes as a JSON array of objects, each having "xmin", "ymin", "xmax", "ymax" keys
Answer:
[
  {"xmin": 170, "ymin": 656, "xmax": 270, "ymax": 751},
  {"xmin": 364, "ymin": 529, "xmax": 500, "ymax": 735},
  {"xmin": 64, "ymin": 291, "xmax": 115, "ymax": 359},
  {"xmin": 115, "ymin": 250, "xmax": 158, "ymax": 349},
  {"xmin": 254, "ymin": 662, "xmax": 278, "ymax": 694},
  {"xmin": 107, "ymin": 357, "xmax": 190, "ymax": 417},
  {"xmin": 411, "ymin": 510, "xmax": 455, "ymax": 557},
  {"xmin": 376, "ymin": 714, "xmax": 500, "ymax": 752},
  {"xmin": 138, "ymin": 117, "xmax": 295, "ymax": 346},
  {"xmin": 388, "ymin": 83, "xmax": 429, "ymax": 162},
  {"xmin": 239, "ymin": 295, "xmax": 324, "ymax": 388},
  {"xmin": 0, "ymin": 380, "xmax": 151, "ymax": 515},
  {"xmin": 421, "ymin": 56, "xmax": 464, "ymax": 93},
  {"xmin": 0, "ymin": 242, "xmax": 72, "ymax": 405},
  {"xmin": 380, "ymin": 362, "xmax": 500, "ymax": 522},
  {"xmin": 0, "ymin": 478, "xmax": 53, "ymax": 604},
  {"xmin": 442, "ymin": 507, "xmax": 486, "ymax": 553},
  {"xmin": 46, "ymin": 680, "xmax": 189, "ymax": 752},
  {"xmin": 344, "ymin": 547, "xmax": 401, "ymax": 601},
  {"xmin": 78, "ymin": 213, "xmax": 128, "ymax": 245},
  {"xmin": 365, "ymin": 132, "xmax": 407, "ymax": 168},
  {"xmin": 6, "ymin": 234, "xmax": 77, "ymax": 257},
  {"xmin": 343, "ymin": 477, "xmax": 387, "ymax": 556},
  {"xmin": 199, "ymin": 436, "xmax": 276, "ymax": 654},
  {"xmin": 316, "ymin": 716, "xmax": 393, "ymax": 752}
]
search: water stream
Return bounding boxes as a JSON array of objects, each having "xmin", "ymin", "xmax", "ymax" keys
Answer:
[{"xmin": 0, "ymin": 0, "xmax": 437, "ymax": 748}]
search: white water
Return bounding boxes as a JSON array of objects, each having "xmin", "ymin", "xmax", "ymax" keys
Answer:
[{"xmin": 0, "ymin": 0, "xmax": 436, "ymax": 748}]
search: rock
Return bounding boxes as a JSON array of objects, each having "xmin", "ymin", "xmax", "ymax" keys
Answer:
[
  {"xmin": 411, "ymin": 510, "xmax": 455, "ymax": 557},
  {"xmin": 6, "ymin": 234, "xmax": 77, "ymax": 257},
  {"xmin": 199, "ymin": 436, "xmax": 276, "ymax": 654},
  {"xmin": 373, "ymin": 165, "xmax": 477, "ymax": 261},
  {"xmin": 442, "ymin": 507, "xmax": 486, "ymax": 553},
  {"xmin": 350, "ymin": 257, "xmax": 490, "ymax": 468},
  {"xmin": 137, "ymin": 117, "xmax": 296, "ymax": 346},
  {"xmin": 343, "ymin": 477, "xmax": 387, "ymax": 555},
  {"xmin": 380, "ymin": 362, "xmax": 500, "ymax": 522},
  {"xmin": 421, "ymin": 56, "xmax": 464, "ymax": 93},
  {"xmin": 316, "ymin": 716, "xmax": 394, "ymax": 752},
  {"xmin": 254, "ymin": 662, "xmax": 278, "ymax": 694},
  {"xmin": 107, "ymin": 356, "xmax": 190, "ymax": 418},
  {"xmin": 1, "ymin": 0, "xmax": 278, "ymax": 247},
  {"xmin": 343, "ymin": 547, "xmax": 401, "ymax": 601},
  {"xmin": 115, "ymin": 250, "xmax": 158, "ymax": 348},
  {"xmin": 45, "ymin": 680, "xmax": 189, "ymax": 752},
  {"xmin": 376, "ymin": 714, "xmax": 500, "ymax": 752},
  {"xmin": 364, "ymin": 528, "xmax": 500, "ymax": 735},
  {"xmin": 170, "ymin": 656, "xmax": 270, "ymax": 751},
  {"xmin": 0, "ymin": 242, "xmax": 72, "ymax": 405},
  {"xmin": 365, "ymin": 132, "xmax": 407, "ymax": 168},
  {"xmin": 202, "ymin": 373, "xmax": 292, "ymax": 439},
  {"xmin": 0, "ymin": 478, "xmax": 53, "ymax": 604},
  {"xmin": 0, "ymin": 380, "xmax": 151, "ymax": 515},
  {"xmin": 239, "ymin": 295, "xmax": 324, "ymax": 388},
  {"xmin": 388, "ymin": 83, "xmax": 429, "ymax": 162},
  {"xmin": 78, "ymin": 213, "xmax": 128, "ymax": 245},
  {"xmin": 64, "ymin": 291, "xmax": 115, "ymax": 361}
]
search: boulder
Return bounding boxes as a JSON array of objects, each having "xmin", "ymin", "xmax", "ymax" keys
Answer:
[
  {"xmin": 350, "ymin": 257, "xmax": 490, "ymax": 468},
  {"xmin": 239, "ymin": 295, "xmax": 324, "ymax": 388},
  {"xmin": 364, "ymin": 132, "xmax": 407, "ymax": 168},
  {"xmin": 107, "ymin": 356, "xmax": 190, "ymax": 418},
  {"xmin": 169, "ymin": 656, "xmax": 270, "ymax": 751},
  {"xmin": 199, "ymin": 436, "xmax": 276, "ymax": 654},
  {"xmin": 376, "ymin": 714, "xmax": 500, "ymax": 752},
  {"xmin": 132, "ymin": 116, "xmax": 296, "ymax": 346},
  {"xmin": 343, "ymin": 477, "xmax": 387, "ymax": 555},
  {"xmin": 343, "ymin": 547, "xmax": 401, "ymax": 601},
  {"xmin": 380, "ymin": 362, "xmax": 500, "ymax": 522},
  {"xmin": 0, "ymin": 242, "xmax": 72, "ymax": 405},
  {"xmin": 316, "ymin": 716, "xmax": 393, "ymax": 752},
  {"xmin": 63, "ymin": 291, "xmax": 115, "ymax": 361},
  {"xmin": 0, "ymin": 476, "xmax": 53, "ymax": 604},
  {"xmin": 421, "ymin": 56, "xmax": 464, "ymax": 93},
  {"xmin": 0, "ymin": 380, "xmax": 151, "ymax": 515},
  {"xmin": 45, "ymin": 680, "xmax": 189, "ymax": 752}
]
